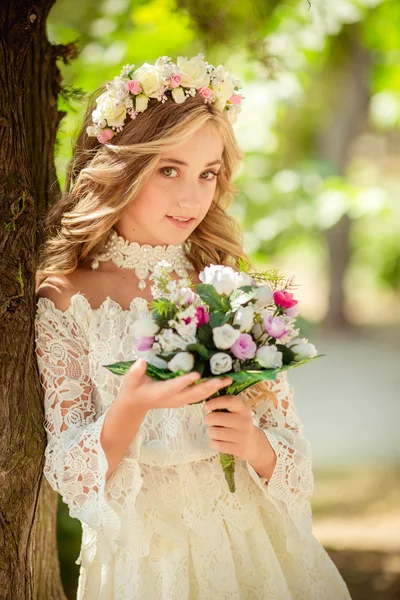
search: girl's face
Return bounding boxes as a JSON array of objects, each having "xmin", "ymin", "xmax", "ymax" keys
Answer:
[{"xmin": 116, "ymin": 122, "xmax": 224, "ymax": 245}]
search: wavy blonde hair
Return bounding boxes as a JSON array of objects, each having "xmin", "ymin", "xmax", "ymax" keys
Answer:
[
  {"xmin": 35, "ymin": 87, "xmax": 255, "ymax": 289},
  {"xmin": 35, "ymin": 87, "xmax": 280, "ymax": 406}
]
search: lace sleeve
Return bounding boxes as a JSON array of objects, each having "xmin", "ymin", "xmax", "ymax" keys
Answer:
[
  {"xmin": 34, "ymin": 300, "xmax": 145, "ymax": 565},
  {"xmin": 241, "ymin": 371, "xmax": 314, "ymax": 541}
]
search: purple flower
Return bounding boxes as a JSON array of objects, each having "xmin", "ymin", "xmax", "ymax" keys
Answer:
[
  {"xmin": 136, "ymin": 336, "xmax": 155, "ymax": 351},
  {"xmin": 230, "ymin": 333, "xmax": 257, "ymax": 359},
  {"xmin": 263, "ymin": 315, "xmax": 290, "ymax": 340}
]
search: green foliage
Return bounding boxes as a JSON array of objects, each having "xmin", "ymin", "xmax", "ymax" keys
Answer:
[{"xmin": 150, "ymin": 299, "xmax": 177, "ymax": 327}]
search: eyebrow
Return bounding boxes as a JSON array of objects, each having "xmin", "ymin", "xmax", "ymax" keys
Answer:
[{"xmin": 159, "ymin": 158, "xmax": 222, "ymax": 167}]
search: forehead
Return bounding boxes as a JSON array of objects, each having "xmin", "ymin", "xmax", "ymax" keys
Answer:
[{"xmin": 160, "ymin": 123, "xmax": 224, "ymax": 163}]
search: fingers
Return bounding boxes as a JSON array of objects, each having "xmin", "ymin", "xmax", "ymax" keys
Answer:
[
  {"xmin": 124, "ymin": 358, "xmax": 148, "ymax": 386},
  {"xmin": 146, "ymin": 370, "xmax": 202, "ymax": 399},
  {"xmin": 176, "ymin": 376, "xmax": 232, "ymax": 405}
]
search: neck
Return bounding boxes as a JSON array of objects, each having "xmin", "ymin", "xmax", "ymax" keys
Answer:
[{"xmin": 114, "ymin": 224, "xmax": 183, "ymax": 248}]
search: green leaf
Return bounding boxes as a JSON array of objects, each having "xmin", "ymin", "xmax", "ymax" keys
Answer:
[
  {"xmin": 102, "ymin": 360, "xmax": 134, "ymax": 376},
  {"xmin": 103, "ymin": 359, "xmax": 187, "ymax": 380},
  {"xmin": 220, "ymin": 452, "xmax": 236, "ymax": 493},
  {"xmin": 195, "ymin": 283, "xmax": 226, "ymax": 311},
  {"xmin": 276, "ymin": 344, "xmax": 296, "ymax": 365},
  {"xmin": 192, "ymin": 354, "xmax": 205, "ymax": 376},
  {"xmin": 151, "ymin": 299, "xmax": 177, "ymax": 327},
  {"xmin": 197, "ymin": 323, "xmax": 216, "ymax": 349},
  {"xmin": 209, "ymin": 312, "xmax": 229, "ymax": 327},
  {"xmin": 186, "ymin": 343, "xmax": 209, "ymax": 359}
]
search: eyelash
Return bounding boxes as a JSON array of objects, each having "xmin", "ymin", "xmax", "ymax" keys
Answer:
[{"xmin": 159, "ymin": 167, "xmax": 220, "ymax": 180}]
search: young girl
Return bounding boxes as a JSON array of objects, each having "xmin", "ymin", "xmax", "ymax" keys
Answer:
[{"xmin": 35, "ymin": 54, "xmax": 352, "ymax": 599}]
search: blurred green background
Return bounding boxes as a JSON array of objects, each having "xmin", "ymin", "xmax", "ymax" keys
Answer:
[{"xmin": 47, "ymin": 0, "xmax": 400, "ymax": 598}]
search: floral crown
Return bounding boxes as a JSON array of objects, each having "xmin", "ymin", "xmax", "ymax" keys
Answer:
[{"xmin": 86, "ymin": 53, "xmax": 244, "ymax": 144}]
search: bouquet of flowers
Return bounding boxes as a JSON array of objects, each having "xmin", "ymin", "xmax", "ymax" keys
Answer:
[{"xmin": 104, "ymin": 259, "xmax": 324, "ymax": 492}]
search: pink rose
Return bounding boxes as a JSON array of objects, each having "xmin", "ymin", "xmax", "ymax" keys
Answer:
[
  {"xmin": 127, "ymin": 79, "xmax": 142, "ymax": 95},
  {"xmin": 262, "ymin": 315, "xmax": 290, "ymax": 340},
  {"xmin": 228, "ymin": 94, "xmax": 243, "ymax": 105},
  {"xmin": 274, "ymin": 290, "xmax": 298, "ymax": 309},
  {"xmin": 135, "ymin": 336, "xmax": 155, "ymax": 351},
  {"xmin": 195, "ymin": 306, "xmax": 210, "ymax": 327},
  {"xmin": 230, "ymin": 333, "xmax": 257, "ymax": 360},
  {"xmin": 198, "ymin": 86, "xmax": 212, "ymax": 99},
  {"xmin": 169, "ymin": 74, "xmax": 182, "ymax": 88},
  {"xmin": 97, "ymin": 128, "xmax": 115, "ymax": 144}
]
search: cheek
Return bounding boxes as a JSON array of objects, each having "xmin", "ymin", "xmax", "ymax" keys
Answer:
[{"xmin": 131, "ymin": 182, "xmax": 168, "ymax": 217}]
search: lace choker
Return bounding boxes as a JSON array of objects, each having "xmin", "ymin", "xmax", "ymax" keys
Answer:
[{"xmin": 90, "ymin": 229, "xmax": 194, "ymax": 290}]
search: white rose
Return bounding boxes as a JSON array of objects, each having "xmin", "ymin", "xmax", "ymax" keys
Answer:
[
  {"xmin": 256, "ymin": 345, "xmax": 283, "ymax": 369},
  {"xmin": 213, "ymin": 323, "xmax": 241, "ymax": 350},
  {"xmin": 156, "ymin": 329, "xmax": 189, "ymax": 353},
  {"xmin": 199, "ymin": 265, "xmax": 237, "ymax": 295},
  {"xmin": 168, "ymin": 351, "xmax": 195, "ymax": 373},
  {"xmin": 146, "ymin": 353, "xmax": 169, "ymax": 369},
  {"xmin": 212, "ymin": 78, "xmax": 235, "ymax": 110},
  {"xmin": 199, "ymin": 265, "xmax": 253, "ymax": 296},
  {"xmin": 133, "ymin": 63, "xmax": 164, "ymax": 98},
  {"xmin": 289, "ymin": 338, "xmax": 317, "ymax": 361},
  {"xmin": 135, "ymin": 93, "xmax": 149, "ymax": 112},
  {"xmin": 174, "ymin": 319, "xmax": 198, "ymax": 341},
  {"xmin": 171, "ymin": 87, "xmax": 187, "ymax": 103},
  {"xmin": 251, "ymin": 322, "xmax": 268, "ymax": 343},
  {"xmin": 233, "ymin": 305, "xmax": 254, "ymax": 332},
  {"xmin": 253, "ymin": 284, "xmax": 274, "ymax": 308},
  {"xmin": 132, "ymin": 317, "xmax": 159, "ymax": 338},
  {"xmin": 226, "ymin": 104, "xmax": 242, "ymax": 124},
  {"xmin": 236, "ymin": 271, "xmax": 254, "ymax": 288},
  {"xmin": 95, "ymin": 91, "xmax": 127, "ymax": 128},
  {"xmin": 177, "ymin": 55, "xmax": 210, "ymax": 88},
  {"xmin": 210, "ymin": 352, "xmax": 233, "ymax": 375}
]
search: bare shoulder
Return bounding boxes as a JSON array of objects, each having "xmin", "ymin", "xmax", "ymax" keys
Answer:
[{"xmin": 36, "ymin": 269, "xmax": 85, "ymax": 312}]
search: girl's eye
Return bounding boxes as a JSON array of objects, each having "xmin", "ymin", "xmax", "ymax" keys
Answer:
[
  {"xmin": 160, "ymin": 167, "xmax": 178, "ymax": 178},
  {"xmin": 200, "ymin": 170, "xmax": 219, "ymax": 180},
  {"xmin": 159, "ymin": 167, "xmax": 219, "ymax": 180}
]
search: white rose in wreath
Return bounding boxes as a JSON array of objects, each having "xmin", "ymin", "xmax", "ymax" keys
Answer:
[
  {"xmin": 177, "ymin": 55, "xmax": 210, "ymax": 88},
  {"xmin": 133, "ymin": 63, "xmax": 164, "ymax": 98},
  {"xmin": 95, "ymin": 91, "xmax": 127, "ymax": 128}
]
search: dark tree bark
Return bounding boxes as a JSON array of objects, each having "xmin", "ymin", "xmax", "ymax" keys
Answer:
[
  {"xmin": 0, "ymin": 2, "xmax": 76, "ymax": 598},
  {"xmin": 315, "ymin": 25, "xmax": 372, "ymax": 329}
]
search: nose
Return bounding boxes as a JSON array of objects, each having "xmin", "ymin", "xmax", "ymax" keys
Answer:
[{"xmin": 176, "ymin": 187, "xmax": 202, "ymax": 215}]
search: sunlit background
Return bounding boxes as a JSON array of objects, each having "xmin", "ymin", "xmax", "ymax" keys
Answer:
[{"xmin": 47, "ymin": 0, "xmax": 400, "ymax": 597}]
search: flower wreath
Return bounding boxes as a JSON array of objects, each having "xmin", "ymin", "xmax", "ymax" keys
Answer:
[{"xmin": 86, "ymin": 53, "xmax": 244, "ymax": 144}]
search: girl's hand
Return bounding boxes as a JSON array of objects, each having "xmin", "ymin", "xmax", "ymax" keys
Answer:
[
  {"xmin": 120, "ymin": 358, "xmax": 232, "ymax": 411},
  {"xmin": 203, "ymin": 394, "xmax": 264, "ymax": 462}
]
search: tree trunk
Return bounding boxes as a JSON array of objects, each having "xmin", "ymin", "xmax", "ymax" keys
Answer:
[
  {"xmin": 315, "ymin": 25, "xmax": 371, "ymax": 329},
  {"xmin": 0, "ymin": 2, "xmax": 74, "ymax": 597}
]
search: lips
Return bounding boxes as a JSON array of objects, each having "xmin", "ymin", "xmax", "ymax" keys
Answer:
[{"xmin": 166, "ymin": 216, "xmax": 195, "ymax": 229}]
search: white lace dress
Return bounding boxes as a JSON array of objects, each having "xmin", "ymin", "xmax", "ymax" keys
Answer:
[{"xmin": 35, "ymin": 292, "xmax": 352, "ymax": 600}]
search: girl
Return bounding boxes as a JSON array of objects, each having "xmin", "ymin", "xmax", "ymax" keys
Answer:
[{"xmin": 35, "ymin": 54, "xmax": 352, "ymax": 599}]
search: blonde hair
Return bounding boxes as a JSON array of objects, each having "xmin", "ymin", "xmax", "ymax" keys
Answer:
[
  {"xmin": 35, "ymin": 88, "xmax": 254, "ymax": 289},
  {"xmin": 35, "ymin": 87, "xmax": 278, "ymax": 404}
]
